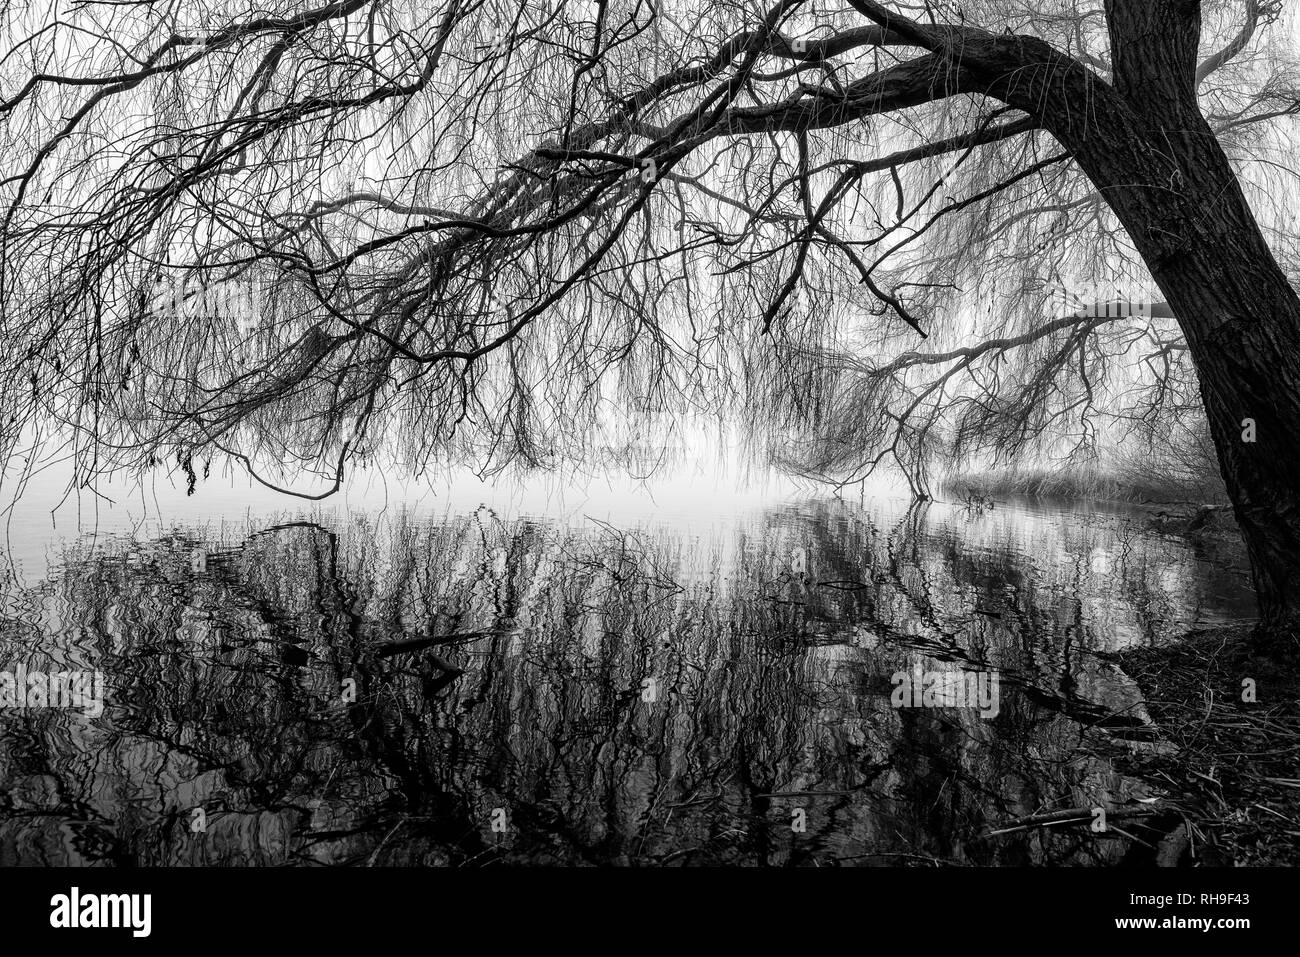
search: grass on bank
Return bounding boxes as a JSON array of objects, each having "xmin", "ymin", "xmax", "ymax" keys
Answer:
[{"xmin": 942, "ymin": 466, "xmax": 1226, "ymax": 505}]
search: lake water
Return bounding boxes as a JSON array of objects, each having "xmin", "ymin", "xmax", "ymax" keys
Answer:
[{"xmin": 0, "ymin": 477, "xmax": 1256, "ymax": 865}]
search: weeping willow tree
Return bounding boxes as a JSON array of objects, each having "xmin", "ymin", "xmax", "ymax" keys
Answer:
[{"xmin": 1, "ymin": 0, "xmax": 1299, "ymax": 637}]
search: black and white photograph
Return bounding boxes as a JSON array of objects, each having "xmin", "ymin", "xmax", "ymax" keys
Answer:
[{"xmin": 0, "ymin": 0, "xmax": 1289, "ymax": 940}]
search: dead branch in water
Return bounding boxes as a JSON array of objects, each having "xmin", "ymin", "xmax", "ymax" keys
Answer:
[{"xmin": 988, "ymin": 805, "xmax": 1160, "ymax": 836}]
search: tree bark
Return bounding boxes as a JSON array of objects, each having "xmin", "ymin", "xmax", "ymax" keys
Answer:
[
  {"xmin": 1057, "ymin": 0, "xmax": 1300, "ymax": 645},
  {"xmin": 1143, "ymin": 148, "xmax": 1300, "ymax": 644}
]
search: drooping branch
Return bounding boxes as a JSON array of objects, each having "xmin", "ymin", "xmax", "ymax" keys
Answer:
[{"xmin": 0, "ymin": 0, "xmax": 1293, "ymax": 500}]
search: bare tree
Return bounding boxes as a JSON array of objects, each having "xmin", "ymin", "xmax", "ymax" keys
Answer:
[{"xmin": 2, "ymin": 0, "xmax": 1299, "ymax": 641}]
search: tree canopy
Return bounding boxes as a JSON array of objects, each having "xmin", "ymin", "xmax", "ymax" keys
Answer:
[{"xmin": 0, "ymin": 0, "xmax": 1296, "ymax": 498}]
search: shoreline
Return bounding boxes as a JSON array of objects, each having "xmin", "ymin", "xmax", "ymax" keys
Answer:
[{"xmin": 1109, "ymin": 626, "xmax": 1300, "ymax": 866}]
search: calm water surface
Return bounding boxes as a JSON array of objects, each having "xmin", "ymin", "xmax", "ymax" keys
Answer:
[{"xmin": 0, "ymin": 487, "xmax": 1256, "ymax": 865}]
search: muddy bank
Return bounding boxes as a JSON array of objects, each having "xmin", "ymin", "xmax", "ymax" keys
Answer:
[
  {"xmin": 1144, "ymin": 504, "xmax": 1250, "ymax": 574},
  {"xmin": 1109, "ymin": 626, "xmax": 1300, "ymax": 865}
]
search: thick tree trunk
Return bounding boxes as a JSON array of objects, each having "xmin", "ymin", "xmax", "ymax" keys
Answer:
[
  {"xmin": 1024, "ymin": 0, "xmax": 1300, "ymax": 645},
  {"xmin": 1095, "ymin": 141, "xmax": 1300, "ymax": 644},
  {"xmin": 1149, "ymin": 185, "xmax": 1300, "ymax": 642},
  {"xmin": 1123, "ymin": 163, "xmax": 1300, "ymax": 642}
]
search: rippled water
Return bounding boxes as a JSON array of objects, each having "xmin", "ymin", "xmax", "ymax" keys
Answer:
[{"xmin": 0, "ymin": 490, "xmax": 1256, "ymax": 865}]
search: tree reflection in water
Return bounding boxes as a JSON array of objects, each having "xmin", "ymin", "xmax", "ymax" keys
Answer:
[{"xmin": 0, "ymin": 498, "xmax": 1253, "ymax": 865}]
